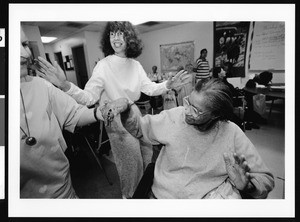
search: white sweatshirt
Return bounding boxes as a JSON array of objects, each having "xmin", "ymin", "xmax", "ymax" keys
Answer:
[{"xmin": 66, "ymin": 55, "xmax": 168, "ymax": 109}]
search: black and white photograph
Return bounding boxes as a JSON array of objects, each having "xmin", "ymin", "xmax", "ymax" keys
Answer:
[{"xmin": 4, "ymin": 2, "xmax": 296, "ymax": 220}]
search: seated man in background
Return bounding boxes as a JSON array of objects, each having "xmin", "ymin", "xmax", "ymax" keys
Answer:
[
  {"xmin": 148, "ymin": 65, "xmax": 163, "ymax": 83},
  {"xmin": 101, "ymin": 78, "xmax": 274, "ymax": 199}
]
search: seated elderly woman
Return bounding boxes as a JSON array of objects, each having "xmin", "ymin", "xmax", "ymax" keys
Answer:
[{"xmin": 101, "ymin": 78, "xmax": 274, "ymax": 199}]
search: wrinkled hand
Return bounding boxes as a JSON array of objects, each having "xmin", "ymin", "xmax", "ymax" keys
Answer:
[
  {"xmin": 166, "ymin": 70, "xmax": 191, "ymax": 90},
  {"xmin": 35, "ymin": 56, "xmax": 67, "ymax": 88},
  {"xmin": 223, "ymin": 152, "xmax": 253, "ymax": 191},
  {"xmin": 100, "ymin": 98, "xmax": 130, "ymax": 127}
]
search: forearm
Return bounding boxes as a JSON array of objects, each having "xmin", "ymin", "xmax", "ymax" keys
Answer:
[
  {"xmin": 141, "ymin": 81, "xmax": 168, "ymax": 96},
  {"xmin": 66, "ymin": 82, "xmax": 99, "ymax": 106},
  {"xmin": 57, "ymin": 80, "xmax": 71, "ymax": 92},
  {"xmin": 121, "ymin": 105, "xmax": 143, "ymax": 138},
  {"xmin": 77, "ymin": 107, "xmax": 102, "ymax": 127}
]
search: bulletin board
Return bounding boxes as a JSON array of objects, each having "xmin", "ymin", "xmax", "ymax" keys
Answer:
[
  {"xmin": 160, "ymin": 41, "xmax": 194, "ymax": 72},
  {"xmin": 214, "ymin": 22, "xmax": 250, "ymax": 78},
  {"xmin": 248, "ymin": 22, "xmax": 285, "ymax": 71}
]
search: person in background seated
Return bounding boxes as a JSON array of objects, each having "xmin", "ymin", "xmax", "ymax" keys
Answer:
[
  {"xmin": 212, "ymin": 67, "xmax": 245, "ymax": 131},
  {"xmin": 148, "ymin": 65, "xmax": 162, "ymax": 83},
  {"xmin": 106, "ymin": 78, "xmax": 274, "ymax": 199},
  {"xmin": 193, "ymin": 48, "xmax": 212, "ymax": 84},
  {"xmin": 36, "ymin": 21, "xmax": 190, "ymax": 199},
  {"xmin": 20, "ymin": 26, "xmax": 104, "ymax": 198}
]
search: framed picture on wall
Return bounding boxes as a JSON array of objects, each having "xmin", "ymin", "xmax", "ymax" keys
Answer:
[
  {"xmin": 213, "ymin": 22, "xmax": 250, "ymax": 78},
  {"xmin": 64, "ymin": 55, "xmax": 74, "ymax": 71},
  {"xmin": 160, "ymin": 41, "xmax": 194, "ymax": 73}
]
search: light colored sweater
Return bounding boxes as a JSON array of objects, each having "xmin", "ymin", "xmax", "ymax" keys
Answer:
[
  {"xmin": 133, "ymin": 106, "xmax": 274, "ymax": 199},
  {"xmin": 20, "ymin": 77, "xmax": 87, "ymax": 198},
  {"xmin": 66, "ymin": 55, "xmax": 168, "ymax": 110}
]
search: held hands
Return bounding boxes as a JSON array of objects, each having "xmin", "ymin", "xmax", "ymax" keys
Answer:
[
  {"xmin": 166, "ymin": 69, "xmax": 191, "ymax": 90},
  {"xmin": 100, "ymin": 98, "xmax": 130, "ymax": 127},
  {"xmin": 35, "ymin": 56, "xmax": 70, "ymax": 91},
  {"xmin": 223, "ymin": 152, "xmax": 254, "ymax": 192}
]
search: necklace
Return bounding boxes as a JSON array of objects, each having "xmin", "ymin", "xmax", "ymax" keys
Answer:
[{"xmin": 20, "ymin": 90, "xmax": 37, "ymax": 146}]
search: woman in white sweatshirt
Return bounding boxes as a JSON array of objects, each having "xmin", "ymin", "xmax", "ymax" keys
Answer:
[{"xmin": 36, "ymin": 21, "xmax": 190, "ymax": 198}]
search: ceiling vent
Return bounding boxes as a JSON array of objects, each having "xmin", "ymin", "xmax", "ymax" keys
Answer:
[{"xmin": 142, "ymin": 21, "xmax": 160, "ymax": 26}]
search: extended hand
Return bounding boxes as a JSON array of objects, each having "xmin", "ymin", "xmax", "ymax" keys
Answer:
[
  {"xmin": 223, "ymin": 152, "xmax": 253, "ymax": 191},
  {"xmin": 166, "ymin": 70, "xmax": 191, "ymax": 90},
  {"xmin": 35, "ymin": 56, "xmax": 69, "ymax": 90}
]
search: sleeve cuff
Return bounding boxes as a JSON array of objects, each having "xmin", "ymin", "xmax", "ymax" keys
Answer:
[
  {"xmin": 163, "ymin": 81, "xmax": 170, "ymax": 90},
  {"xmin": 66, "ymin": 82, "xmax": 76, "ymax": 95}
]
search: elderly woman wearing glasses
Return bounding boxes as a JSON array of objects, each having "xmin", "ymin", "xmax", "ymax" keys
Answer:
[
  {"xmin": 35, "ymin": 21, "xmax": 190, "ymax": 199},
  {"xmin": 105, "ymin": 78, "xmax": 274, "ymax": 199}
]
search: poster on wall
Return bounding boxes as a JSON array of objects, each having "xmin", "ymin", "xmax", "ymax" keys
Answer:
[
  {"xmin": 214, "ymin": 22, "xmax": 250, "ymax": 78},
  {"xmin": 160, "ymin": 41, "xmax": 194, "ymax": 72}
]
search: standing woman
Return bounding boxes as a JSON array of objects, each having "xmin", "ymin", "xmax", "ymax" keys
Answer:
[
  {"xmin": 20, "ymin": 26, "xmax": 105, "ymax": 198},
  {"xmin": 36, "ymin": 21, "xmax": 189, "ymax": 198}
]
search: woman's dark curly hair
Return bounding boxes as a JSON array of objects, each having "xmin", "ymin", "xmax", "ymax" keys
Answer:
[
  {"xmin": 195, "ymin": 78, "xmax": 233, "ymax": 122},
  {"xmin": 100, "ymin": 21, "xmax": 143, "ymax": 58}
]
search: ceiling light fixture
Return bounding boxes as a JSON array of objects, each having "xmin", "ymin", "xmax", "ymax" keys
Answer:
[
  {"xmin": 131, "ymin": 21, "xmax": 148, "ymax": 26},
  {"xmin": 41, "ymin": 36, "xmax": 57, "ymax": 43}
]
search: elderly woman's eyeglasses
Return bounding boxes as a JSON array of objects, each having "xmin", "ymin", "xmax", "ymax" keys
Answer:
[
  {"xmin": 183, "ymin": 96, "xmax": 208, "ymax": 118},
  {"xmin": 110, "ymin": 31, "xmax": 124, "ymax": 38}
]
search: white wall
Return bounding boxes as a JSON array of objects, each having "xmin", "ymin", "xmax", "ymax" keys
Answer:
[
  {"xmin": 44, "ymin": 30, "xmax": 105, "ymax": 87},
  {"xmin": 138, "ymin": 21, "xmax": 284, "ymax": 88},
  {"xmin": 41, "ymin": 21, "xmax": 284, "ymax": 89},
  {"xmin": 45, "ymin": 32, "xmax": 87, "ymax": 86},
  {"xmin": 138, "ymin": 22, "xmax": 214, "ymax": 74},
  {"xmin": 84, "ymin": 31, "xmax": 104, "ymax": 77}
]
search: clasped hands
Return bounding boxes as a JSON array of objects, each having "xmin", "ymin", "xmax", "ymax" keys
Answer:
[{"xmin": 100, "ymin": 98, "xmax": 131, "ymax": 127}]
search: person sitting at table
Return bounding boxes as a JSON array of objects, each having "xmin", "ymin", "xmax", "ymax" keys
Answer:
[
  {"xmin": 212, "ymin": 67, "xmax": 244, "ymax": 131},
  {"xmin": 244, "ymin": 72, "xmax": 270, "ymax": 130},
  {"xmin": 102, "ymin": 78, "xmax": 275, "ymax": 199}
]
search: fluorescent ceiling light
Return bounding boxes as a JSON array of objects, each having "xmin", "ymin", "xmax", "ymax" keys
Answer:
[
  {"xmin": 131, "ymin": 21, "xmax": 147, "ymax": 26},
  {"xmin": 41, "ymin": 36, "xmax": 57, "ymax": 43}
]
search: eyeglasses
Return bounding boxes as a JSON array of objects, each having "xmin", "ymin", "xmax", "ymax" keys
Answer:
[
  {"xmin": 183, "ymin": 96, "xmax": 208, "ymax": 118},
  {"xmin": 109, "ymin": 31, "xmax": 124, "ymax": 39}
]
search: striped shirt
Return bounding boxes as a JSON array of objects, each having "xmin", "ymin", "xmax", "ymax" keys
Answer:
[{"xmin": 194, "ymin": 58, "xmax": 210, "ymax": 81}]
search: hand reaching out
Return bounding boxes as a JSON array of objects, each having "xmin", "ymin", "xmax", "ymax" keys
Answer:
[
  {"xmin": 166, "ymin": 69, "xmax": 191, "ymax": 90},
  {"xmin": 223, "ymin": 152, "xmax": 254, "ymax": 191},
  {"xmin": 35, "ymin": 56, "xmax": 70, "ymax": 91}
]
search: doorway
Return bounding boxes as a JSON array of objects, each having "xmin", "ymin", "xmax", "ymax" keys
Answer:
[
  {"xmin": 72, "ymin": 45, "xmax": 89, "ymax": 89},
  {"xmin": 54, "ymin": 51, "xmax": 66, "ymax": 74}
]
